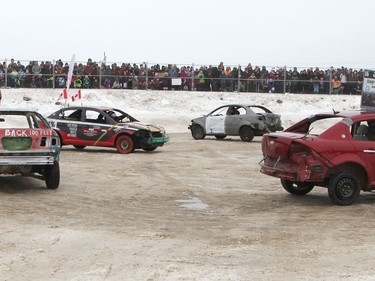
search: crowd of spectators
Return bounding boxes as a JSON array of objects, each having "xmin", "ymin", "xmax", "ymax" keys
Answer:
[{"xmin": 0, "ymin": 58, "xmax": 365, "ymax": 95}]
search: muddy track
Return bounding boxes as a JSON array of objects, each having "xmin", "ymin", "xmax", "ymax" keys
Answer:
[{"xmin": 1, "ymin": 133, "xmax": 375, "ymax": 280}]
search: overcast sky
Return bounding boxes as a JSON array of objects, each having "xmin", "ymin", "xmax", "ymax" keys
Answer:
[{"xmin": 2, "ymin": 0, "xmax": 375, "ymax": 69}]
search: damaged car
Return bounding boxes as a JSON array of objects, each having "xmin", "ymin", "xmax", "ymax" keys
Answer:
[
  {"xmin": 0, "ymin": 109, "xmax": 61, "ymax": 189},
  {"xmin": 260, "ymin": 110, "xmax": 375, "ymax": 205},
  {"xmin": 47, "ymin": 106, "xmax": 169, "ymax": 154},
  {"xmin": 188, "ymin": 104, "xmax": 283, "ymax": 142}
]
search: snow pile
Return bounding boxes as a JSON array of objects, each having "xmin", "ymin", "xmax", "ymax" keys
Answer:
[{"xmin": 0, "ymin": 89, "xmax": 362, "ymax": 132}]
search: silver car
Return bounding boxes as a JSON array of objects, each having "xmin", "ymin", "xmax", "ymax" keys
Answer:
[{"xmin": 188, "ymin": 104, "xmax": 283, "ymax": 142}]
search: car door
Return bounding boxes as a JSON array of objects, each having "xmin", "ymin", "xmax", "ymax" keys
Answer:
[
  {"xmin": 50, "ymin": 108, "xmax": 82, "ymax": 143},
  {"xmin": 351, "ymin": 121, "xmax": 375, "ymax": 187},
  {"xmin": 225, "ymin": 106, "xmax": 245, "ymax": 135},
  {"xmin": 79, "ymin": 109, "xmax": 114, "ymax": 145},
  {"xmin": 205, "ymin": 106, "xmax": 227, "ymax": 135}
]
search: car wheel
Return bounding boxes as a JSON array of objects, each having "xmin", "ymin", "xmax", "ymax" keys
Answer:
[
  {"xmin": 116, "ymin": 135, "xmax": 134, "ymax": 154},
  {"xmin": 143, "ymin": 146, "xmax": 157, "ymax": 152},
  {"xmin": 44, "ymin": 160, "xmax": 60, "ymax": 189},
  {"xmin": 281, "ymin": 179, "xmax": 314, "ymax": 195},
  {"xmin": 73, "ymin": 145, "xmax": 86, "ymax": 150},
  {"xmin": 239, "ymin": 126, "xmax": 254, "ymax": 142},
  {"xmin": 328, "ymin": 172, "xmax": 360, "ymax": 206},
  {"xmin": 191, "ymin": 125, "xmax": 205, "ymax": 140},
  {"xmin": 215, "ymin": 135, "xmax": 226, "ymax": 140}
]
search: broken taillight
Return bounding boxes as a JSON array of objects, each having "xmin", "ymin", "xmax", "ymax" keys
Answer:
[{"xmin": 289, "ymin": 142, "xmax": 310, "ymax": 161}]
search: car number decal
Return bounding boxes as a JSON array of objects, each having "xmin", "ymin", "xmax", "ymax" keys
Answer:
[
  {"xmin": 4, "ymin": 129, "xmax": 53, "ymax": 137},
  {"xmin": 83, "ymin": 128, "xmax": 100, "ymax": 137}
]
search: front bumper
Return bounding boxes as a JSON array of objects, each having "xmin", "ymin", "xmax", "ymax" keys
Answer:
[{"xmin": 148, "ymin": 133, "xmax": 170, "ymax": 146}]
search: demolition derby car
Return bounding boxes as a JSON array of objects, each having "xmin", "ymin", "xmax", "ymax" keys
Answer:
[
  {"xmin": 0, "ymin": 109, "xmax": 61, "ymax": 189},
  {"xmin": 189, "ymin": 104, "xmax": 283, "ymax": 142},
  {"xmin": 260, "ymin": 110, "xmax": 375, "ymax": 205},
  {"xmin": 47, "ymin": 106, "xmax": 169, "ymax": 154}
]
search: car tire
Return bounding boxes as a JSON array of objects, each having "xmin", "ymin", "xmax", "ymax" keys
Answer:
[
  {"xmin": 116, "ymin": 135, "xmax": 134, "ymax": 154},
  {"xmin": 239, "ymin": 126, "xmax": 254, "ymax": 142},
  {"xmin": 45, "ymin": 160, "xmax": 60, "ymax": 189},
  {"xmin": 73, "ymin": 145, "xmax": 86, "ymax": 150},
  {"xmin": 328, "ymin": 172, "xmax": 360, "ymax": 206},
  {"xmin": 281, "ymin": 179, "xmax": 314, "ymax": 195},
  {"xmin": 143, "ymin": 146, "xmax": 157, "ymax": 152},
  {"xmin": 215, "ymin": 135, "xmax": 226, "ymax": 140},
  {"xmin": 191, "ymin": 125, "xmax": 205, "ymax": 140}
]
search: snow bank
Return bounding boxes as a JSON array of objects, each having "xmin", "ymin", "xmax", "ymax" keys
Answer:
[{"xmin": 0, "ymin": 89, "xmax": 362, "ymax": 133}]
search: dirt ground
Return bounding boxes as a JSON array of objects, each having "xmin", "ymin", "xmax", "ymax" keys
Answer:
[{"xmin": 1, "ymin": 132, "xmax": 375, "ymax": 281}]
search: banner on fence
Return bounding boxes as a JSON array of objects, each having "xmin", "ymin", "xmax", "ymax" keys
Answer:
[{"xmin": 361, "ymin": 69, "xmax": 375, "ymax": 110}]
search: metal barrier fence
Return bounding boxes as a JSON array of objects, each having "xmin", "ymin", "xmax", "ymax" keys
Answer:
[{"xmin": 0, "ymin": 58, "xmax": 364, "ymax": 95}]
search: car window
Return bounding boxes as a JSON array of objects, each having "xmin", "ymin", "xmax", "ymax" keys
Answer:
[
  {"xmin": 0, "ymin": 114, "xmax": 31, "ymax": 128},
  {"xmin": 352, "ymin": 120, "xmax": 375, "ymax": 141},
  {"xmin": 249, "ymin": 106, "xmax": 265, "ymax": 114},
  {"xmin": 211, "ymin": 107, "xmax": 228, "ymax": 116},
  {"xmin": 28, "ymin": 113, "xmax": 46, "ymax": 129},
  {"xmin": 236, "ymin": 107, "xmax": 246, "ymax": 115},
  {"xmin": 84, "ymin": 110, "xmax": 103, "ymax": 123},
  {"xmin": 226, "ymin": 106, "xmax": 240, "ymax": 116},
  {"xmin": 308, "ymin": 117, "xmax": 343, "ymax": 135},
  {"xmin": 57, "ymin": 109, "xmax": 82, "ymax": 121}
]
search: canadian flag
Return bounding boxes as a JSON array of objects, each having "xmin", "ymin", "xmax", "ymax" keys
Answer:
[
  {"xmin": 58, "ymin": 88, "xmax": 68, "ymax": 100},
  {"xmin": 71, "ymin": 89, "xmax": 81, "ymax": 102}
]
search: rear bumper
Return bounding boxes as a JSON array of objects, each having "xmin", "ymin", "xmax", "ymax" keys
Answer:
[
  {"xmin": 260, "ymin": 164, "xmax": 297, "ymax": 180},
  {"xmin": 260, "ymin": 161, "xmax": 326, "ymax": 182},
  {"xmin": 0, "ymin": 151, "xmax": 59, "ymax": 166}
]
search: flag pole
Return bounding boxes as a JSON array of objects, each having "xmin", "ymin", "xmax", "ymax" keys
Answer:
[{"xmin": 65, "ymin": 54, "xmax": 75, "ymax": 107}]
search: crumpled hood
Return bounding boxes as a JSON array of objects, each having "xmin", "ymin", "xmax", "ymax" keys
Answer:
[{"xmin": 121, "ymin": 121, "xmax": 166, "ymax": 132}]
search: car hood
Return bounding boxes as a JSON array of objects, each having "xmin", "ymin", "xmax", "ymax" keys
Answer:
[{"xmin": 121, "ymin": 121, "xmax": 166, "ymax": 132}]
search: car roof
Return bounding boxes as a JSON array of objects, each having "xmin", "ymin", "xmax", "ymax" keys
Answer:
[
  {"xmin": 0, "ymin": 108, "xmax": 39, "ymax": 113},
  {"xmin": 314, "ymin": 110, "xmax": 375, "ymax": 118},
  {"xmin": 223, "ymin": 104, "xmax": 263, "ymax": 107},
  {"xmin": 60, "ymin": 106, "xmax": 115, "ymax": 111}
]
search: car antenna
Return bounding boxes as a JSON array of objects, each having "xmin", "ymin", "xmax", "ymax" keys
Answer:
[
  {"xmin": 301, "ymin": 127, "xmax": 314, "ymax": 139},
  {"xmin": 332, "ymin": 108, "xmax": 339, "ymax": 114}
]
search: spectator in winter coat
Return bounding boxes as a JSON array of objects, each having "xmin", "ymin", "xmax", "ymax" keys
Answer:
[
  {"xmin": 267, "ymin": 79, "xmax": 275, "ymax": 93},
  {"xmin": 331, "ymin": 76, "xmax": 341, "ymax": 94},
  {"xmin": 312, "ymin": 76, "xmax": 320, "ymax": 93}
]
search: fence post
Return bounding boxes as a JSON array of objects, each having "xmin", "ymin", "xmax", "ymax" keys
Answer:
[
  {"xmin": 52, "ymin": 60, "xmax": 56, "ymax": 89},
  {"xmin": 283, "ymin": 65, "xmax": 286, "ymax": 94},
  {"xmin": 237, "ymin": 64, "xmax": 240, "ymax": 92},
  {"xmin": 191, "ymin": 63, "xmax": 195, "ymax": 91},
  {"xmin": 145, "ymin": 62, "xmax": 148, "ymax": 90},
  {"xmin": 4, "ymin": 58, "xmax": 7, "ymax": 88},
  {"xmin": 99, "ymin": 64, "xmax": 102, "ymax": 88},
  {"xmin": 329, "ymin": 67, "xmax": 333, "ymax": 94}
]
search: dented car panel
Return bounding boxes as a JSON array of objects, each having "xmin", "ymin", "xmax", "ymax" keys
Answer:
[
  {"xmin": 260, "ymin": 110, "xmax": 375, "ymax": 205},
  {"xmin": 0, "ymin": 109, "xmax": 61, "ymax": 189}
]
